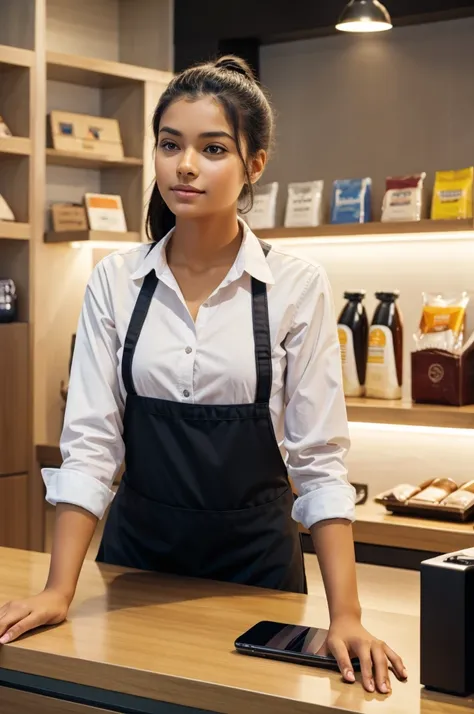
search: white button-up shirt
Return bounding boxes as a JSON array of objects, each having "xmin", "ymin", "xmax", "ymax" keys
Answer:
[{"xmin": 42, "ymin": 220, "xmax": 355, "ymax": 529}]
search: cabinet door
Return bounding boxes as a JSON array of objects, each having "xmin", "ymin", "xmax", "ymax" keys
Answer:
[
  {"xmin": 0, "ymin": 473, "xmax": 28, "ymax": 548},
  {"xmin": 0, "ymin": 323, "xmax": 28, "ymax": 475},
  {"xmin": 0, "ymin": 687, "xmax": 113, "ymax": 713}
]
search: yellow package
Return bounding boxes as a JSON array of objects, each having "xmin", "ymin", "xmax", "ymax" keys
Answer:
[
  {"xmin": 431, "ymin": 167, "xmax": 473, "ymax": 220},
  {"xmin": 415, "ymin": 292, "xmax": 469, "ymax": 353}
]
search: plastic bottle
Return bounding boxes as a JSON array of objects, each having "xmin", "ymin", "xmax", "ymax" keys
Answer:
[
  {"xmin": 337, "ymin": 291, "xmax": 369, "ymax": 398},
  {"xmin": 366, "ymin": 292, "xmax": 403, "ymax": 400}
]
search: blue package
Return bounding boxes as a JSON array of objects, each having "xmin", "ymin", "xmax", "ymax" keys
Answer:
[{"xmin": 331, "ymin": 178, "xmax": 372, "ymax": 224}]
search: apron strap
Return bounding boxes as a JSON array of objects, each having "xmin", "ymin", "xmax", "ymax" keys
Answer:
[
  {"xmin": 252, "ymin": 240, "xmax": 273, "ymax": 404},
  {"xmin": 122, "ymin": 269, "xmax": 158, "ymax": 395}
]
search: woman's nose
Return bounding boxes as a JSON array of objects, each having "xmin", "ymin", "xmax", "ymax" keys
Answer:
[{"xmin": 177, "ymin": 148, "xmax": 198, "ymax": 178}]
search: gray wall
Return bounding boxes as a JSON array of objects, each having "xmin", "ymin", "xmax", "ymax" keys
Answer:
[{"xmin": 260, "ymin": 18, "xmax": 474, "ymax": 224}]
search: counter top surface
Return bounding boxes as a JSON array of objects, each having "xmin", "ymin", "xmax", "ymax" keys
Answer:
[{"xmin": 0, "ymin": 547, "xmax": 473, "ymax": 714}]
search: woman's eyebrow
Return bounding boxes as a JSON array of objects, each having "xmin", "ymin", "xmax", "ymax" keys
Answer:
[{"xmin": 159, "ymin": 126, "xmax": 235, "ymax": 142}]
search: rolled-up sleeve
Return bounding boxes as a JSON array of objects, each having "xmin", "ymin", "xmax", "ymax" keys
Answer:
[
  {"xmin": 284, "ymin": 265, "xmax": 356, "ymax": 530},
  {"xmin": 42, "ymin": 260, "xmax": 125, "ymax": 519}
]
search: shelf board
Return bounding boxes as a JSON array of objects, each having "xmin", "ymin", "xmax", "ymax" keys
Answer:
[
  {"xmin": 0, "ymin": 44, "xmax": 34, "ymax": 69},
  {"xmin": 0, "ymin": 137, "xmax": 31, "ymax": 158},
  {"xmin": 346, "ymin": 397, "xmax": 474, "ymax": 429},
  {"xmin": 45, "ymin": 230, "xmax": 141, "ymax": 244},
  {"xmin": 46, "ymin": 51, "xmax": 173, "ymax": 88},
  {"xmin": 46, "ymin": 148, "xmax": 142, "ymax": 170},
  {"xmin": 256, "ymin": 219, "xmax": 474, "ymax": 240},
  {"xmin": 0, "ymin": 222, "xmax": 30, "ymax": 240}
]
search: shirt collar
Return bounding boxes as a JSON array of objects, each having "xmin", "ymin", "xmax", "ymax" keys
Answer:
[{"xmin": 130, "ymin": 218, "xmax": 275, "ymax": 286}]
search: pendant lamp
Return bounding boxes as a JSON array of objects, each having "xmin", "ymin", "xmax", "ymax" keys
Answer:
[{"xmin": 336, "ymin": 0, "xmax": 393, "ymax": 33}]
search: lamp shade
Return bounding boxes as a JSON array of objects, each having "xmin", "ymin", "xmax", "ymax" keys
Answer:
[{"xmin": 336, "ymin": 0, "xmax": 392, "ymax": 33}]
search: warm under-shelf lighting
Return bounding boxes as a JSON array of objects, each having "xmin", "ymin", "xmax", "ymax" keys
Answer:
[
  {"xmin": 350, "ymin": 421, "xmax": 473, "ymax": 437},
  {"xmin": 269, "ymin": 230, "xmax": 474, "ymax": 247},
  {"xmin": 71, "ymin": 240, "xmax": 144, "ymax": 250},
  {"xmin": 336, "ymin": 0, "xmax": 393, "ymax": 33}
]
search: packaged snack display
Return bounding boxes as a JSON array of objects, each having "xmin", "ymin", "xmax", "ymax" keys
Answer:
[
  {"xmin": 284, "ymin": 180, "xmax": 324, "ymax": 227},
  {"xmin": 331, "ymin": 178, "xmax": 372, "ymax": 224},
  {"xmin": 337, "ymin": 291, "xmax": 369, "ymax": 398},
  {"xmin": 414, "ymin": 292, "xmax": 469, "ymax": 354},
  {"xmin": 246, "ymin": 182, "xmax": 279, "ymax": 230},
  {"xmin": 431, "ymin": 167, "xmax": 473, "ymax": 220},
  {"xmin": 375, "ymin": 478, "xmax": 474, "ymax": 522},
  {"xmin": 410, "ymin": 478, "xmax": 458, "ymax": 504},
  {"xmin": 381, "ymin": 173, "xmax": 426, "ymax": 222},
  {"xmin": 365, "ymin": 292, "xmax": 403, "ymax": 400}
]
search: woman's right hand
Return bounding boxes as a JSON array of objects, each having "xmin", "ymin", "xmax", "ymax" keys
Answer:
[{"xmin": 0, "ymin": 588, "xmax": 70, "ymax": 644}]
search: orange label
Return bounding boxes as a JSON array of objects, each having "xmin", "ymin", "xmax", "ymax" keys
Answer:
[
  {"xmin": 420, "ymin": 305, "xmax": 465, "ymax": 335},
  {"xmin": 369, "ymin": 328, "xmax": 386, "ymax": 348},
  {"xmin": 87, "ymin": 196, "xmax": 120, "ymax": 210}
]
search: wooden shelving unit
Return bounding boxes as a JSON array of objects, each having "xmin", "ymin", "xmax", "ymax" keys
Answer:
[
  {"xmin": 256, "ymin": 218, "xmax": 474, "ymax": 240},
  {"xmin": 0, "ymin": 44, "xmax": 35, "ymax": 68},
  {"xmin": 346, "ymin": 398, "xmax": 474, "ymax": 429},
  {"xmin": 0, "ymin": 137, "xmax": 32, "ymax": 157},
  {"xmin": 0, "ymin": 221, "xmax": 30, "ymax": 240},
  {"xmin": 47, "ymin": 51, "xmax": 173, "ymax": 88},
  {"xmin": 45, "ymin": 229, "xmax": 141, "ymax": 244},
  {"xmin": 0, "ymin": 0, "xmax": 173, "ymax": 552},
  {"xmin": 45, "ymin": 148, "xmax": 142, "ymax": 170}
]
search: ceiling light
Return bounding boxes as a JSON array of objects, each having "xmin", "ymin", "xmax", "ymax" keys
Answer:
[{"xmin": 336, "ymin": 0, "xmax": 393, "ymax": 33}]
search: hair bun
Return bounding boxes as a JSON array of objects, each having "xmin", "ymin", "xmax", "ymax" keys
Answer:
[{"xmin": 214, "ymin": 55, "xmax": 255, "ymax": 82}]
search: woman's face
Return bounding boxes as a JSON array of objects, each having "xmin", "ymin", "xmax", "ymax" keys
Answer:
[{"xmin": 155, "ymin": 95, "xmax": 264, "ymax": 221}]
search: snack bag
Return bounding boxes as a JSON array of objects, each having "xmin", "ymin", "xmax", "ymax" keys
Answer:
[
  {"xmin": 246, "ymin": 182, "xmax": 279, "ymax": 229},
  {"xmin": 414, "ymin": 292, "xmax": 470, "ymax": 354},
  {"xmin": 381, "ymin": 173, "xmax": 426, "ymax": 222},
  {"xmin": 331, "ymin": 178, "xmax": 372, "ymax": 224},
  {"xmin": 284, "ymin": 180, "xmax": 324, "ymax": 227},
  {"xmin": 431, "ymin": 167, "xmax": 473, "ymax": 220}
]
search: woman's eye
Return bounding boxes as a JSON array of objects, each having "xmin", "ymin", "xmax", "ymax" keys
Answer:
[
  {"xmin": 205, "ymin": 145, "xmax": 226, "ymax": 155},
  {"xmin": 160, "ymin": 140, "xmax": 179, "ymax": 151}
]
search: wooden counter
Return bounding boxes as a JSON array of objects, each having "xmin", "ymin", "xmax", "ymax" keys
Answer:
[{"xmin": 1, "ymin": 547, "xmax": 473, "ymax": 714}]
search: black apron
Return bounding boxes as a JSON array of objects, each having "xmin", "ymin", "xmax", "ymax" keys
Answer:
[{"xmin": 97, "ymin": 242, "xmax": 307, "ymax": 594}]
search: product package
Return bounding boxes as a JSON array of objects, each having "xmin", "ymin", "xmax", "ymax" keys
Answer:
[
  {"xmin": 414, "ymin": 292, "xmax": 469, "ymax": 354},
  {"xmin": 442, "ymin": 481, "xmax": 474, "ymax": 510},
  {"xmin": 0, "ymin": 116, "xmax": 12, "ymax": 138},
  {"xmin": 381, "ymin": 173, "xmax": 426, "ymax": 222},
  {"xmin": 409, "ymin": 478, "xmax": 458, "ymax": 505},
  {"xmin": 365, "ymin": 291, "xmax": 403, "ymax": 400},
  {"xmin": 284, "ymin": 181, "xmax": 323, "ymax": 227},
  {"xmin": 337, "ymin": 291, "xmax": 368, "ymax": 398},
  {"xmin": 84, "ymin": 193, "xmax": 127, "ymax": 232},
  {"xmin": 375, "ymin": 478, "xmax": 474, "ymax": 522},
  {"xmin": 246, "ymin": 182, "xmax": 279, "ymax": 230},
  {"xmin": 331, "ymin": 178, "xmax": 372, "ymax": 224},
  {"xmin": 431, "ymin": 167, "xmax": 474, "ymax": 220}
]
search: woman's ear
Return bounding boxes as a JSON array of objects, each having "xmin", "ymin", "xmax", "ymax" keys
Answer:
[{"xmin": 248, "ymin": 150, "xmax": 267, "ymax": 185}]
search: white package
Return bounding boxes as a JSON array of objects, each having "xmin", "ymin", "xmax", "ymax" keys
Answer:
[
  {"xmin": 284, "ymin": 180, "xmax": 324, "ymax": 227},
  {"xmin": 246, "ymin": 182, "xmax": 279, "ymax": 230}
]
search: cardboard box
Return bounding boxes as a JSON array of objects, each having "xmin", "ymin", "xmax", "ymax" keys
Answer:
[
  {"xmin": 49, "ymin": 110, "xmax": 124, "ymax": 160},
  {"xmin": 411, "ymin": 348, "xmax": 474, "ymax": 406},
  {"xmin": 51, "ymin": 203, "xmax": 88, "ymax": 232}
]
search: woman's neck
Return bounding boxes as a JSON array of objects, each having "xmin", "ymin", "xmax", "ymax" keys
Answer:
[{"xmin": 167, "ymin": 213, "xmax": 242, "ymax": 271}]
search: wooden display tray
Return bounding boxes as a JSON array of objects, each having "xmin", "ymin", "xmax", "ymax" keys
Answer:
[{"xmin": 383, "ymin": 499, "xmax": 474, "ymax": 523}]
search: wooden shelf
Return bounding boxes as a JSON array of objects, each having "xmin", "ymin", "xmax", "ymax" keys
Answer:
[
  {"xmin": 0, "ymin": 44, "xmax": 34, "ymax": 69},
  {"xmin": 301, "ymin": 501, "xmax": 474, "ymax": 554},
  {"xmin": 46, "ymin": 148, "xmax": 143, "ymax": 170},
  {"xmin": 0, "ymin": 222, "xmax": 30, "ymax": 240},
  {"xmin": 0, "ymin": 137, "xmax": 31, "ymax": 158},
  {"xmin": 256, "ymin": 219, "xmax": 474, "ymax": 240},
  {"xmin": 47, "ymin": 51, "xmax": 172, "ymax": 88},
  {"xmin": 45, "ymin": 230, "xmax": 141, "ymax": 244},
  {"xmin": 346, "ymin": 397, "xmax": 474, "ymax": 429}
]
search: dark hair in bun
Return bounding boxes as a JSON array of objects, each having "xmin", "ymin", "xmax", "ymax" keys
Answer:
[{"xmin": 146, "ymin": 55, "xmax": 274, "ymax": 242}]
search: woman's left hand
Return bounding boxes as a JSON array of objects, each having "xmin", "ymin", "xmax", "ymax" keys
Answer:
[{"xmin": 326, "ymin": 614, "xmax": 407, "ymax": 694}]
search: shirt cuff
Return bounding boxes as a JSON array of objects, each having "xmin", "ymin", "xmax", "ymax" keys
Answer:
[
  {"xmin": 42, "ymin": 467, "xmax": 116, "ymax": 520},
  {"xmin": 292, "ymin": 483, "xmax": 356, "ymax": 529}
]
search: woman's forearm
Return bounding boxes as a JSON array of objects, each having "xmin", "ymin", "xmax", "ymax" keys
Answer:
[
  {"xmin": 310, "ymin": 519, "xmax": 361, "ymax": 620},
  {"xmin": 45, "ymin": 503, "xmax": 98, "ymax": 603}
]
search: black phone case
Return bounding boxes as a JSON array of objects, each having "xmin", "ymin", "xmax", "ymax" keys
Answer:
[{"xmin": 235, "ymin": 643, "xmax": 361, "ymax": 672}]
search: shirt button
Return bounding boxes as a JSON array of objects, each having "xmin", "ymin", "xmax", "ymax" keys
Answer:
[
  {"xmin": 203, "ymin": 302, "xmax": 209, "ymax": 308},
  {"xmin": 185, "ymin": 346, "xmax": 192, "ymax": 354},
  {"xmin": 183, "ymin": 389, "xmax": 190, "ymax": 398}
]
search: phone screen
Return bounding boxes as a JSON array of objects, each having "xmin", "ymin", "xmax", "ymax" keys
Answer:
[{"xmin": 236, "ymin": 620, "xmax": 329, "ymax": 656}]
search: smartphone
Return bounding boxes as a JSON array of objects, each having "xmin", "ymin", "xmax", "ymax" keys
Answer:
[{"xmin": 234, "ymin": 620, "xmax": 361, "ymax": 671}]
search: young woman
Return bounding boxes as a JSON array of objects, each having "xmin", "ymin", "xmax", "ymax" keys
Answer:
[{"xmin": 0, "ymin": 56, "xmax": 406, "ymax": 693}]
